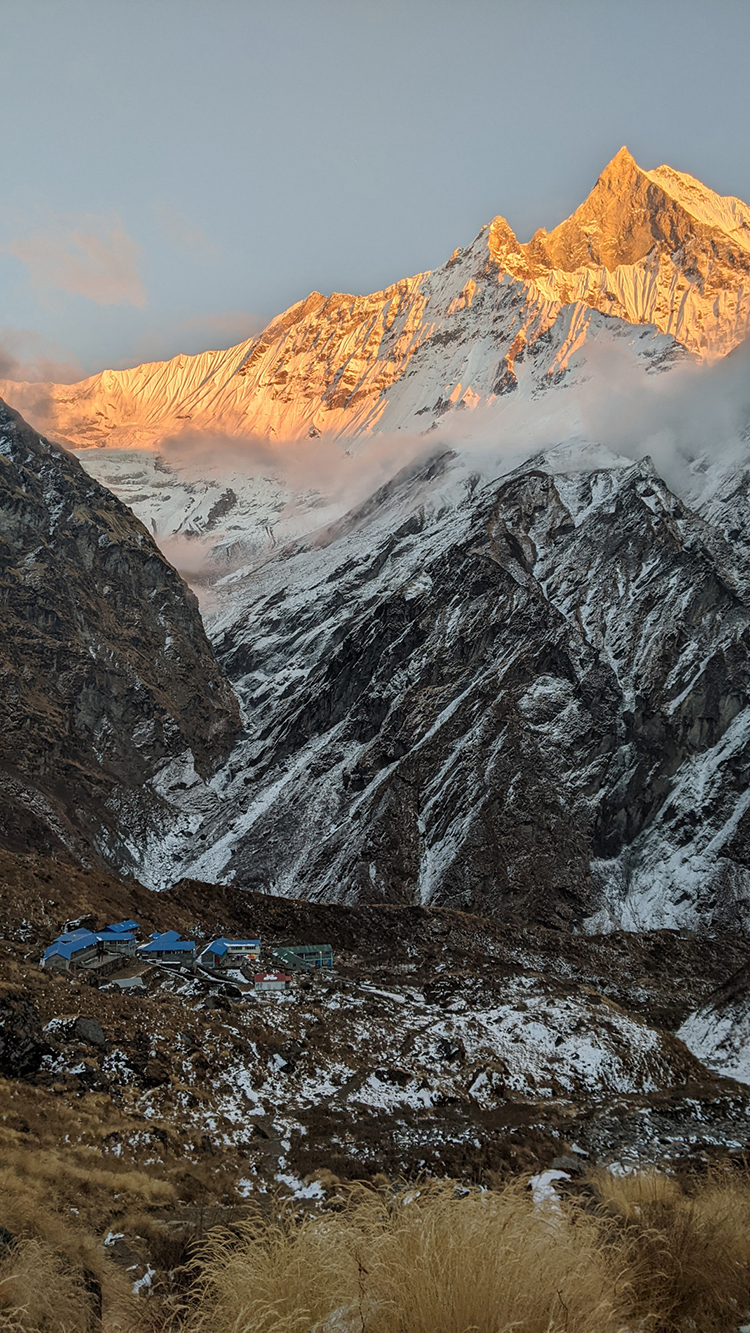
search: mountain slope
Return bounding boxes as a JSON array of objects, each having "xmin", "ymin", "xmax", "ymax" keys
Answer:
[
  {"xmin": 120, "ymin": 442, "xmax": 750, "ymax": 935},
  {"xmin": 9, "ymin": 146, "xmax": 750, "ymax": 453},
  {"xmin": 0, "ymin": 400, "xmax": 239, "ymax": 866},
  {"xmin": 518, "ymin": 147, "xmax": 750, "ymax": 358}
]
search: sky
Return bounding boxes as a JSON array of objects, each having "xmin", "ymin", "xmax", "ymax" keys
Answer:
[{"xmin": 1, "ymin": 0, "xmax": 749, "ymax": 381}]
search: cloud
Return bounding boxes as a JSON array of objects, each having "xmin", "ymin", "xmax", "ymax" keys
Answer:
[
  {"xmin": 154, "ymin": 203, "xmax": 220, "ymax": 260},
  {"xmin": 0, "ymin": 326, "xmax": 82, "ymax": 384},
  {"xmin": 139, "ymin": 423, "xmax": 438, "ymax": 586},
  {"xmin": 156, "ymin": 533, "xmax": 226, "ymax": 581},
  {"xmin": 404, "ymin": 337, "xmax": 750, "ymax": 506},
  {"xmin": 575, "ymin": 338, "xmax": 750, "ymax": 497},
  {"xmin": 5, "ymin": 212, "xmax": 146, "ymax": 307},
  {"xmin": 169, "ymin": 334, "xmax": 750, "ymax": 520},
  {"xmin": 0, "ymin": 327, "xmax": 84, "ymax": 432},
  {"xmin": 158, "ymin": 422, "xmax": 435, "ymax": 508},
  {"xmin": 108, "ymin": 337, "xmax": 750, "ymax": 594}
]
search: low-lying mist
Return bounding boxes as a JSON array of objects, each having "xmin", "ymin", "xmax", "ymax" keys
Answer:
[{"xmin": 147, "ymin": 337, "xmax": 750, "ymax": 585}]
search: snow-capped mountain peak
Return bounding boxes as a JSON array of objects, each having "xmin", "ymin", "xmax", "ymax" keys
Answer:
[
  {"xmin": 4, "ymin": 148, "xmax": 749, "ymax": 466},
  {"xmin": 645, "ymin": 162, "xmax": 750, "ymax": 252}
]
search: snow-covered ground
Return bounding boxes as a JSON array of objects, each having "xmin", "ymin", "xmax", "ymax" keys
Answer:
[
  {"xmin": 679, "ymin": 976, "xmax": 750, "ymax": 1086},
  {"xmin": 39, "ymin": 957, "xmax": 736, "ymax": 1184}
]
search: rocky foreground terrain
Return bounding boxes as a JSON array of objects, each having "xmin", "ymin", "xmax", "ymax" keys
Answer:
[{"xmin": 2, "ymin": 849, "xmax": 750, "ymax": 1211}]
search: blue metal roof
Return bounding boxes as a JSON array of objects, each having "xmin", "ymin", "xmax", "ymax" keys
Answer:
[
  {"xmin": 202, "ymin": 937, "xmax": 260, "ymax": 957},
  {"xmin": 43, "ymin": 921, "xmax": 139, "ymax": 963},
  {"xmin": 97, "ymin": 929, "xmax": 136, "ymax": 944},
  {"xmin": 43, "ymin": 929, "xmax": 99, "ymax": 961},
  {"xmin": 138, "ymin": 930, "xmax": 195, "ymax": 953},
  {"xmin": 55, "ymin": 928, "xmax": 96, "ymax": 945},
  {"xmin": 202, "ymin": 938, "xmax": 228, "ymax": 957}
]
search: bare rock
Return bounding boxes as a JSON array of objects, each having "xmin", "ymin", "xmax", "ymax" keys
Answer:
[
  {"xmin": 0, "ymin": 987, "xmax": 48, "ymax": 1078},
  {"xmin": 74, "ymin": 1016, "xmax": 106, "ymax": 1047}
]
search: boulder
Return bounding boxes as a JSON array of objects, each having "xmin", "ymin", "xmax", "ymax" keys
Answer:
[
  {"xmin": 74, "ymin": 1016, "xmax": 106, "ymax": 1047},
  {"xmin": 0, "ymin": 989, "xmax": 48, "ymax": 1078}
]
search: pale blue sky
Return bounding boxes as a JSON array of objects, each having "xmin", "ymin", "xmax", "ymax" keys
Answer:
[{"xmin": 1, "ymin": 0, "xmax": 749, "ymax": 378}]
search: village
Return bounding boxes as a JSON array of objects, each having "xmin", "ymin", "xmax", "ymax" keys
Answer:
[{"xmin": 40, "ymin": 919, "xmax": 334, "ymax": 993}]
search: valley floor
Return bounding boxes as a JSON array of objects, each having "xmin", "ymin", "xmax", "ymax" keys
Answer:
[{"xmin": 3, "ymin": 849, "xmax": 750, "ymax": 1329}]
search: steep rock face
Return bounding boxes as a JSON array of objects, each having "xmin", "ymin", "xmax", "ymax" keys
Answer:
[
  {"xmin": 2, "ymin": 270, "xmax": 678, "ymax": 452},
  {"xmin": 133, "ymin": 445, "xmax": 750, "ymax": 932},
  {"xmin": 678, "ymin": 962, "xmax": 750, "ymax": 1086},
  {"xmin": 9, "ymin": 146, "xmax": 749, "ymax": 452},
  {"xmin": 0, "ymin": 986, "xmax": 47, "ymax": 1078},
  {"xmin": 518, "ymin": 148, "xmax": 750, "ymax": 359},
  {"xmin": 0, "ymin": 401, "xmax": 239, "ymax": 866}
]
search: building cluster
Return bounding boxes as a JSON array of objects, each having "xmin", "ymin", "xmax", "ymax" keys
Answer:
[
  {"xmin": 42, "ymin": 920, "xmax": 139, "ymax": 972},
  {"xmin": 41, "ymin": 920, "xmax": 333, "ymax": 991}
]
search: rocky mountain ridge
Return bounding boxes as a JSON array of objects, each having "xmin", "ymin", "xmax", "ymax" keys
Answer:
[
  {"xmin": 5, "ymin": 147, "xmax": 749, "ymax": 461},
  {"xmin": 3, "ymin": 142, "xmax": 750, "ymax": 1233},
  {"xmin": 0, "ymin": 400, "xmax": 239, "ymax": 868},
  {"xmin": 499, "ymin": 147, "xmax": 750, "ymax": 359},
  {"xmin": 114, "ymin": 435, "xmax": 750, "ymax": 942}
]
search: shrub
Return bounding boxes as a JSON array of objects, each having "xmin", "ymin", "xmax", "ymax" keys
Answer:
[
  {"xmin": 183, "ymin": 1179, "xmax": 622, "ymax": 1333},
  {"xmin": 589, "ymin": 1168, "xmax": 750, "ymax": 1332}
]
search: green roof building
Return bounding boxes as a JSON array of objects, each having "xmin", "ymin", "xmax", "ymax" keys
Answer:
[{"xmin": 272, "ymin": 944, "xmax": 333, "ymax": 970}]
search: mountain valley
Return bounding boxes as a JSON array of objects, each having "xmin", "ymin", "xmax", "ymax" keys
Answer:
[{"xmin": 3, "ymin": 145, "xmax": 750, "ymax": 1318}]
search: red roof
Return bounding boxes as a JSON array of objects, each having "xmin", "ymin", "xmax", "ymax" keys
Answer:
[{"xmin": 254, "ymin": 972, "xmax": 291, "ymax": 983}]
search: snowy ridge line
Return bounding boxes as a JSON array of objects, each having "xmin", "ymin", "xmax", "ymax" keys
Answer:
[{"xmin": 7, "ymin": 145, "xmax": 750, "ymax": 462}]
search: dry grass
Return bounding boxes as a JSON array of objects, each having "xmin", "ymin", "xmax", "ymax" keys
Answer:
[
  {"xmin": 179, "ymin": 1173, "xmax": 750, "ymax": 1333},
  {"xmin": 2, "ymin": 1161, "xmax": 750, "ymax": 1332},
  {"xmin": 181, "ymin": 1179, "xmax": 623, "ymax": 1333},
  {"xmin": 589, "ymin": 1167, "xmax": 750, "ymax": 1332},
  {"xmin": 0, "ymin": 1144, "xmax": 166, "ymax": 1332},
  {"xmin": 0, "ymin": 1237, "xmax": 97, "ymax": 1333}
]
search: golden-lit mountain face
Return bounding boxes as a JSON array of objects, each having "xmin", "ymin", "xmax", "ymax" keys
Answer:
[
  {"xmin": 489, "ymin": 147, "xmax": 750, "ymax": 359},
  {"xmin": 2, "ymin": 149, "xmax": 749, "ymax": 450},
  {"xmin": 531, "ymin": 146, "xmax": 702, "ymax": 271}
]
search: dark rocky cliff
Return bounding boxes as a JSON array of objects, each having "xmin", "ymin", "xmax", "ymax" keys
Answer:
[
  {"xmin": 0, "ymin": 400, "xmax": 239, "ymax": 867},
  {"xmin": 154, "ymin": 445, "xmax": 750, "ymax": 934}
]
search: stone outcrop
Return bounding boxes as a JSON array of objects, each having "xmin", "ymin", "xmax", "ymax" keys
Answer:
[
  {"xmin": 0, "ymin": 985, "xmax": 47, "ymax": 1078},
  {"xmin": 136, "ymin": 444, "xmax": 750, "ymax": 934},
  {"xmin": 0, "ymin": 400, "xmax": 239, "ymax": 868}
]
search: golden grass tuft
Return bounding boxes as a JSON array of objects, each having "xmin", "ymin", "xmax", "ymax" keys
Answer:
[
  {"xmin": 0, "ymin": 1236, "xmax": 96, "ymax": 1333},
  {"xmin": 2, "ymin": 1157, "xmax": 750, "ymax": 1332},
  {"xmin": 182, "ymin": 1179, "xmax": 623, "ymax": 1333},
  {"xmin": 588, "ymin": 1167, "xmax": 750, "ymax": 1332},
  {"xmin": 179, "ymin": 1172, "xmax": 750, "ymax": 1333},
  {"xmin": 0, "ymin": 1145, "xmax": 156, "ymax": 1332}
]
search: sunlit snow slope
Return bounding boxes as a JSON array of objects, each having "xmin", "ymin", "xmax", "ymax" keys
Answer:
[{"xmin": 7, "ymin": 146, "xmax": 749, "ymax": 459}]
